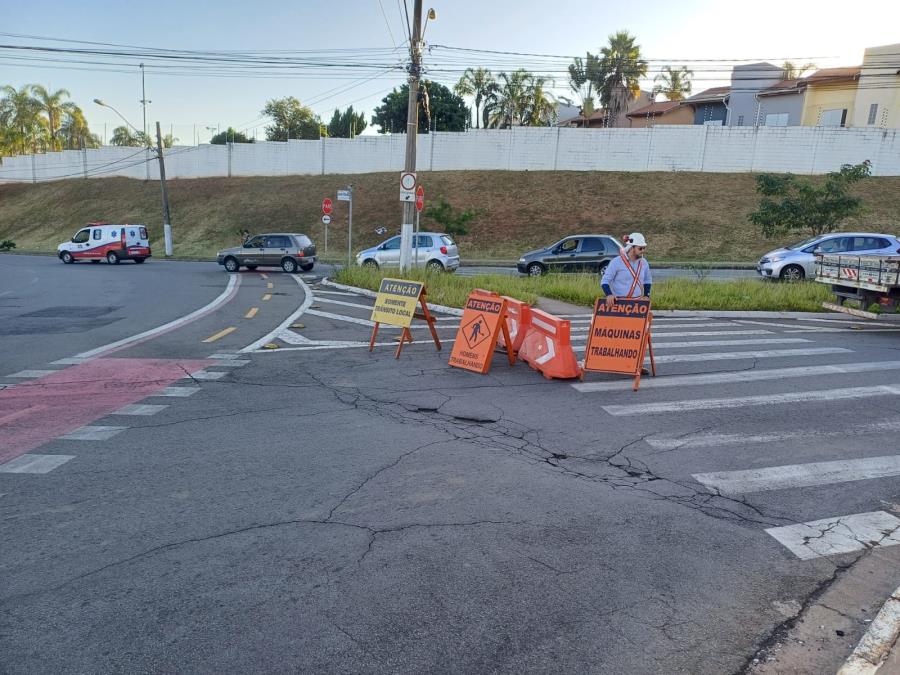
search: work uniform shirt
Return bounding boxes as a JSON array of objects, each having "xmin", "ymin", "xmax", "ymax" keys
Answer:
[{"xmin": 601, "ymin": 254, "xmax": 652, "ymax": 297}]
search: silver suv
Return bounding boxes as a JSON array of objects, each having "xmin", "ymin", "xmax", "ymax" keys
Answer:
[
  {"xmin": 355, "ymin": 232, "xmax": 460, "ymax": 272},
  {"xmin": 217, "ymin": 233, "xmax": 316, "ymax": 273},
  {"xmin": 757, "ymin": 232, "xmax": 900, "ymax": 281}
]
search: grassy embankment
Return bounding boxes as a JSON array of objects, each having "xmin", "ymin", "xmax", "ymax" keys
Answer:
[
  {"xmin": 2, "ymin": 171, "xmax": 899, "ymax": 262},
  {"xmin": 335, "ymin": 267, "xmax": 833, "ymax": 312}
]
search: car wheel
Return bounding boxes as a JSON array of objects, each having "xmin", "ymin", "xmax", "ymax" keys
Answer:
[
  {"xmin": 61, "ymin": 251, "xmax": 74, "ymax": 264},
  {"xmin": 527, "ymin": 262, "xmax": 546, "ymax": 277},
  {"xmin": 362, "ymin": 259, "xmax": 379, "ymax": 269},
  {"xmin": 245, "ymin": 265, "xmax": 257, "ymax": 271},
  {"xmin": 300, "ymin": 263, "xmax": 314, "ymax": 272},
  {"xmin": 281, "ymin": 257, "xmax": 298, "ymax": 273},
  {"xmin": 598, "ymin": 260, "xmax": 609, "ymax": 275},
  {"xmin": 779, "ymin": 264, "xmax": 805, "ymax": 282},
  {"xmin": 224, "ymin": 257, "xmax": 240, "ymax": 273},
  {"xmin": 133, "ymin": 258, "xmax": 146, "ymax": 264},
  {"xmin": 426, "ymin": 260, "xmax": 444, "ymax": 272},
  {"xmin": 106, "ymin": 251, "xmax": 120, "ymax": 265}
]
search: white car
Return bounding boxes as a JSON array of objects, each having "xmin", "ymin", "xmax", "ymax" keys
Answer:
[
  {"xmin": 356, "ymin": 232, "xmax": 460, "ymax": 272},
  {"xmin": 757, "ymin": 232, "xmax": 900, "ymax": 281}
]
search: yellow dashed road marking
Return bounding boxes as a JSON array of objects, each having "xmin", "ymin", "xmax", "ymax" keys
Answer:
[
  {"xmin": 262, "ymin": 294, "xmax": 272, "ymax": 301},
  {"xmin": 260, "ymin": 273, "xmax": 268, "ymax": 279},
  {"xmin": 202, "ymin": 326, "xmax": 237, "ymax": 343},
  {"xmin": 267, "ymin": 282, "xmax": 273, "ymax": 289},
  {"xmin": 245, "ymin": 307, "xmax": 259, "ymax": 319}
]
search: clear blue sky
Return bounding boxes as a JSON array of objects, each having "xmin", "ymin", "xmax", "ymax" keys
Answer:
[{"xmin": 4, "ymin": 0, "xmax": 898, "ymax": 143}]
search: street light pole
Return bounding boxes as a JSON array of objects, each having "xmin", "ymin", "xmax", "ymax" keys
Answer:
[{"xmin": 399, "ymin": 0, "xmax": 423, "ymax": 273}]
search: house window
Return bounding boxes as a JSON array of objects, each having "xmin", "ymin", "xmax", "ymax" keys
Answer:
[
  {"xmin": 765, "ymin": 113, "xmax": 789, "ymax": 127},
  {"xmin": 867, "ymin": 103, "xmax": 878, "ymax": 125},
  {"xmin": 737, "ymin": 115, "xmax": 744, "ymax": 126},
  {"xmin": 819, "ymin": 109, "xmax": 847, "ymax": 127}
]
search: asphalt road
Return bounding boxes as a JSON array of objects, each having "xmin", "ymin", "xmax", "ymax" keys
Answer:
[{"xmin": 2, "ymin": 254, "xmax": 899, "ymax": 674}]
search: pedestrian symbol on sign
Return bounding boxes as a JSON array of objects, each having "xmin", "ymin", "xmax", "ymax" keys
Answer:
[{"xmin": 462, "ymin": 314, "xmax": 491, "ymax": 350}]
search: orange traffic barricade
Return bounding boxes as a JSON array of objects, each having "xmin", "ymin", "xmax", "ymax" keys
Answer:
[
  {"xmin": 517, "ymin": 308, "xmax": 583, "ymax": 380},
  {"xmin": 496, "ymin": 296, "xmax": 531, "ymax": 360}
]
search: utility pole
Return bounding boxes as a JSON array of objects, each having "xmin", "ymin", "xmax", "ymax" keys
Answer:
[
  {"xmin": 140, "ymin": 63, "xmax": 151, "ymax": 180},
  {"xmin": 155, "ymin": 122, "xmax": 173, "ymax": 256},
  {"xmin": 399, "ymin": 0, "xmax": 423, "ymax": 272}
]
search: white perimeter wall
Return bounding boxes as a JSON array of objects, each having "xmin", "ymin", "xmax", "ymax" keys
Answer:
[{"xmin": 2, "ymin": 126, "xmax": 899, "ymax": 183}]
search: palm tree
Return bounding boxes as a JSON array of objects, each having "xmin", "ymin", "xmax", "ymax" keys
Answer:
[
  {"xmin": 0, "ymin": 84, "xmax": 45, "ymax": 154},
  {"xmin": 781, "ymin": 61, "xmax": 816, "ymax": 80},
  {"xmin": 568, "ymin": 52, "xmax": 601, "ymax": 127},
  {"xmin": 31, "ymin": 85, "xmax": 77, "ymax": 151},
  {"xmin": 594, "ymin": 31, "xmax": 648, "ymax": 127},
  {"xmin": 525, "ymin": 75, "xmax": 557, "ymax": 126},
  {"xmin": 454, "ymin": 67, "xmax": 494, "ymax": 129},
  {"xmin": 59, "ymin": 106, "xmax": 100, "ymax": 149},
  {"xmin": 652, "ymin": 65, "xmax": 693, "ymax": 101}
]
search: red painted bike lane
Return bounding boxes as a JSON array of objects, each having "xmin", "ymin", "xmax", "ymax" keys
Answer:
[{"xmin": 0, "ymin": 357, "xmax": 210, "ymax": 464}]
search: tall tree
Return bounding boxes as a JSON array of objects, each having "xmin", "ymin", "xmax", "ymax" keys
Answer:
[
  {"xmin": 0, "ymin": 84, "xmax": 45, "ymax": 154},
  {"xmin": 109, "ymin": 126, "xmax": 148, "ymax": 147},
  {"xmin": 454, "ymin": 67, "xmax": 494, "ymax": 129},
  {"xmin": 326, "ymin": 106, "xmax": 367, "ymax": 138},
  {"xmin": 31, "ymin": 85, "xmax": 77, "ymax": 151},
  {"xmin": 483, "ymin": 70, "xmax": 557, "ymax": 128},
  {"xmin": 781, "ymin": 61, "xmax": 816, "ymax": 79},
  {"xmin": 262, "ymin": 97, "xmax": 323, "ymax": 141},
  {"xmin": 652, "ymin": 65, "xmax": 693, "ymax": 101},
  {"xmin": 568, "ymin": 53, "xmax": 601, "ymax": 127},
  {"xmin": 58, "ymin": 106, "xmax": 100, "ymax": 149},
  {"xmin": 210, "ymin": 127, "xmax": 254, "ymax": 144},
  {"xmin": 594, "ymin": 31, "xmax": 648, "ymax": 127},
  {"xmin": 371, "ymin": 81, "xmax": 468, "ymax": 134}
]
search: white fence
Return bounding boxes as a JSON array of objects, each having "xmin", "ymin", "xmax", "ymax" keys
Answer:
[{"xmin": 2, "ymin": 126, "xmax": 899, "ymax": 182}]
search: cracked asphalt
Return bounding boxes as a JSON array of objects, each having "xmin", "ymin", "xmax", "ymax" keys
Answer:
[{"xmin": 2, "ymin": 255, "xmax": 900, "ymax": 674}]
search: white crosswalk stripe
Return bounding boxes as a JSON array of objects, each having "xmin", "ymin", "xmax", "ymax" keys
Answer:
[
  {"xmin": 647, "ymin": 347, "xmax": 850, "ymax": 364},
  {"xmin": 602, "ymin": 384, "xmax": 900, "ymax": 416},
  {"xmin": 765, "ymin": 511, "xmax": 900, "ymax": 560}
]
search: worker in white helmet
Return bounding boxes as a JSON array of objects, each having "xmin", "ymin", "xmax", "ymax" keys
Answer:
[{"xmin": 601, "ymin": 232, "xmax": 652, "ymax": 309}]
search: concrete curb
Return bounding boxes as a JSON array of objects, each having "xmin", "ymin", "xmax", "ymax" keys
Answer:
[
  {"xmin": 319, "ymin": 279, "xmax": 866, "ymax": 320},
  {"xmin": 838, "ymin": 585, "xmax": 900, "ymax": 675},
  {"xmin": 320, "ymin": 278, "xmax": 464, "ymax": 316}
]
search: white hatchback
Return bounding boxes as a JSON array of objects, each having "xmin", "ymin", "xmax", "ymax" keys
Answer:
[{"xmin": 356, "ymin": 232, "xmax": 460, "ymax": 272}]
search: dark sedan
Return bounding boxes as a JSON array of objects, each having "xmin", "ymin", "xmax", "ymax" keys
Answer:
[{"xmin": 517, "ymin": 234, "xmax": 623, "ymax": 276}]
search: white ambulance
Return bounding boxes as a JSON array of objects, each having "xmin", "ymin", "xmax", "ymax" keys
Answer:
[{"xmin": 58, "ymin": 223, "xmax": 152, "ymax": 264}]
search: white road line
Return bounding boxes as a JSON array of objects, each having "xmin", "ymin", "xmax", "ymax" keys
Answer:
[
  {"xmin": 240, "ymin": 275, "xmax": 313, "ymax": 353},
  {"xmin": 315, "ymin": 297, "xmax": 376, "ymax": 310},
  {"xmin": 75, "ymin": 274, "xmax": 241, "ymax": 360},
  {"xmin": 648, "ymin": 417, "xmax": 900, "ymax": 450},
  {"xmin": 305, "ymin": 308, "xmax": 374, "ymax": 327},
  {"xmin": 570, "ymin": 337, "xmax": 809, "ymax": 348},
  {"xmin": 693, "ymin": 455, "xmax": 900, "ymax": 495},
  {"xmin": 651, "ymin": 347, "xmax": 850, "ymax": 364},
  {"xmin": 312, "ymin": 290, "xmax": 358, "ymax": 296},
  {"xmin": 59, "ymin": 425, "xmax": 127, "ymax": 441},
  {"xmin": 253, "ymin": 338, "xmax": 457, "ymax": 353},
  {"xmin": 188, "ymin": 371, "xmax": 226, "ymax": 380},
  {"xmin": 0, "ymin": 454, "xmax": 75, "ymax": 474},
  {"xmin": 765, "ymin": 511, "xmax": 900, "ymax": 560},
  {"xmin": 110, "ymin": 404, "xmax": 168, "ymax": 416},
  {"xmin": 206, "ymin": 359, "xmax": 249, "ymax": 368},
  {"xmin": 735, "ymin": 319, "xmax": 841, "ymax": 332},
  {"xmin": 6, "ymin": 369, "xmax": 58, "ymax": 378},
  {"xmin": 208, "ymin": 352, "xmax": 241, "ymax": 359},
  {"xmin": 155, "ymin": 387, "xmax": 200, "ymax": 397},
  {"xmin": 49, "ymin": 357, "xmax": 88, "ymax": 365},
  {"xmin": 575, "ymin": 360, "xmax": 900, "ymax": 395},
  {"xmin": 570, "ymin": 329, "xmax": 774, "ymax": 338},
  {"xmin": 602, "ymin": 384, "xmax": 900, "ymax": 416}
]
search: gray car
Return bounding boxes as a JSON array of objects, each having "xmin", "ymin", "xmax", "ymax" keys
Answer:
[
  {"xmin": 355, "ymin": 232, "xmax": 460, "ymax": 272},
  {"xmin": 757, "ymin": 232, "xmax": 900, "ymax": 281},
  {"xmin": 217, "ymin": 233, "xmax": 317, "ymax": 273},
  {"xmin": 517, "ymin": 234, "xmax": 623, "ymax": 276}
]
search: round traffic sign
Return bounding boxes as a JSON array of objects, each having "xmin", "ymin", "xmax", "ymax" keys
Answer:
[
  {"xmin": 415, "ymin": 196, "xmax": 424, "ymax": 212},
  {"xmin": 322, "ymin": 198, "xmax": 333, "ymax": 215},
  {"xmin": 415, "ymin": 185, "xmax": 424, "ymax": 197},
  {"xmin": 400, "ymin": 172, "xmax": 416, "ymax": 191},
  {"xmin": 322, "ymin": 214, "xmax": 332, "ymax": 225}
]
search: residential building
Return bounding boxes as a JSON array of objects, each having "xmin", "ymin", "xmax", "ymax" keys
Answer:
[
  {"xmin": 558, "ymin": 91, "xmax": 652, "ymax": 128},
  {"xmin": 755, "ymin": 78, "xmax": 808, "ymax": 126},
  {"xmin": 684, "ymin": 87, "xmax": 730, "ymax": 125},
  {"xmin": 853, "ymin": 43, "xmax": 900, "ymax": 129},
  {"xmin": 726, "ymin": 63, "xmax": 785, "ymax": 127},
  {"xmin": 626, "ymin": 101, "xmax": 693, "ymax": 127},
  {"xmin": 800, "ymin": 67, "xmax": 861, "ymax": 127}
]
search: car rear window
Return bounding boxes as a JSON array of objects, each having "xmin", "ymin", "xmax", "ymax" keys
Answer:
[
  {"xmin": 294, "ymin": 235, "xmax": 312, "ymax": 247},
  {"xmin": 139, "ymin": 227, "xmax": 148, "ymax": 239},
  {"xmin": 440, "ymin": 235, "xmax": 455, "ymax": 246}
]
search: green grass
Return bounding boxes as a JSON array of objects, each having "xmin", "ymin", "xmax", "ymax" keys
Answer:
[{"xmin": 335, "ymin": 267, "xmax": 834, "ymax": 312}]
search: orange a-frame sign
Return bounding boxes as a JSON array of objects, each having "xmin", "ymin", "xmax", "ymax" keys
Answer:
[
  {"xmin": 582, "ymin": 297, "xmax": 656, "ymax": 390},
  {"xmin": 449, "ymin": 290, "xmax": 514, "ymax": 374}
]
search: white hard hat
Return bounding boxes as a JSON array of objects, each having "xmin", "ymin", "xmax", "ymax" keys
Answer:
[{"xmin": 626, "ymin": 232, "xmax": 647, "ymax": 248}]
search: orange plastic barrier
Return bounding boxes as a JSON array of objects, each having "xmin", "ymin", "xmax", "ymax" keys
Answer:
[
  {"xmin": 496, "ymin": 296, "xmax": 531, "ymax": 359},
  {"xmin": 517, "ymin": 308, "xmax": 583, "ymax": 380}
]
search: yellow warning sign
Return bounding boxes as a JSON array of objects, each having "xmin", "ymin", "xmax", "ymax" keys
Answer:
[{"xmin": 370, "ymin": 278, "xmax": 425, "ymax": 328}]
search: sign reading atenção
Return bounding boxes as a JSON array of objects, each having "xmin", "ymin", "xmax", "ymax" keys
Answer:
[
  {"xmin": 370, "ymin": 278, "xmax": 425, "ymax": 328},
  {"xmin": 583, "ymin": 298, "xmax": 652, "ymax": 375},
  {"xmin": 449, "ymin": 291, "xmax": 509, "ymax": 374}
]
